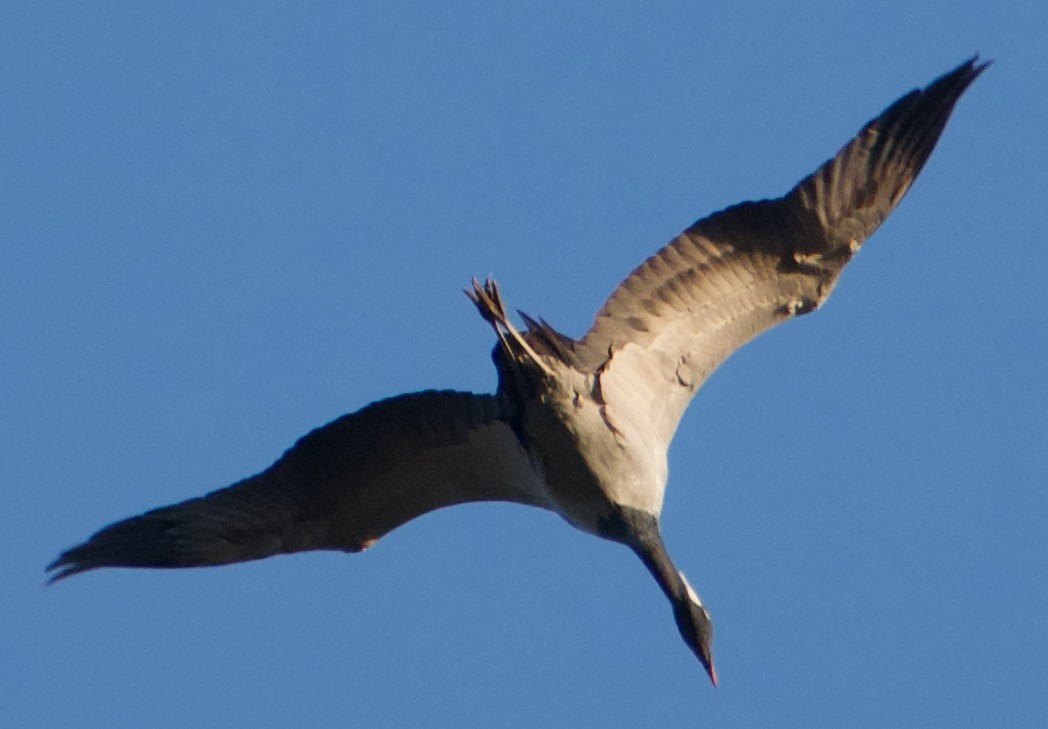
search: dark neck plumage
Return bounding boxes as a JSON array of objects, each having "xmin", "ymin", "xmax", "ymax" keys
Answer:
[
  {"xmin": 599, "ymin": 504, "xmax": 717, "ymax": 685},
  {"xmin": 599, "ymin": 505, "xmax": 686, "ymax": 604}
]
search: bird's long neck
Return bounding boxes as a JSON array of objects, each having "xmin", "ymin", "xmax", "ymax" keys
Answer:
[
  {"xmin": 601, "ymin": 506, "xmax": 686, "ymax": 604},
  {"xmin": 633, "ymin": 527, "xmax": 688, "ymax": 606},
  {"xmin": 601, "ymin": 504, "xmax": 717, "ymax": 686}
]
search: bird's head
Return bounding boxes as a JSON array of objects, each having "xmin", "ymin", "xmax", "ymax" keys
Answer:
[{"xmin": 673, "ymin": 571, "xmax": 717, "ymax": 686}]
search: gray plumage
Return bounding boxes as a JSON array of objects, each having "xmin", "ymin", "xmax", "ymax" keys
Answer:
[{"xmin": 49, "ymin": 57, "xmax": 987, "ymax": 685}]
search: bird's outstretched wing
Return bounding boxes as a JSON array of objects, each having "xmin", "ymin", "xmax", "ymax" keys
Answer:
[
  {"xmin": 578, "ymin": 57, "xmax": 986, "ymax": 450},
  {"xmin": 48, "ymin": 390, "xmax": 548, "ymax": 581}
]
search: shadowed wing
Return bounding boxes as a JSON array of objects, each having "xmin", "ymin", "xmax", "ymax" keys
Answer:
[
  {"xmin": 48, "ymin": 391, "xmax": 548, "ymax": 581},
  {"xmin": 579, "ymin": 57, "xmax": 986, "ymax": 451}
]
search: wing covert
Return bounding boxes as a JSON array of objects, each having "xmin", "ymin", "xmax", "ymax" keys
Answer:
[{"xmin": 580, "ymin": 57, "xmax": 986, "ymax": 450}]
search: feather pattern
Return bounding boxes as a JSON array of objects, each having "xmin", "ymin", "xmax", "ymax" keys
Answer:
[
  {"xmin": 47, "ymin": 58, "xmax": 985, "ymax": 687},
  {"xmin": 48, "ymin": 391, "xmax": 547, "ymax": 581},
  {"xmin": 575, "ymin": 57, "xmax": 987, "ymax": 447}
]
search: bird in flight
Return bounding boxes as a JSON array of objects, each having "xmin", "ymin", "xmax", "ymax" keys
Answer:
[{"xmin": 49, "ymin": 57, "xmax": 986, "ymax": 687}]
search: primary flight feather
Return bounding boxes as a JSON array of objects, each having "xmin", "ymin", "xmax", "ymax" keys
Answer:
[{"xmin": 49, "ymin": 57, "xmax": 987, "ymax": 686}]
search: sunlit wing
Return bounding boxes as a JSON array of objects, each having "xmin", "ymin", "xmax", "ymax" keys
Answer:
[
  {"xmin": 48, "ymin": 390, "xmax": 548, "ymax": 581},
  {"xmin": 576, "ymin": 57, "xmax": 987, "ymax": 451}
]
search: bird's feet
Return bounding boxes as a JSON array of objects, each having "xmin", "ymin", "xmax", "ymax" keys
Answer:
[
  {"xmin": 465, "ymin": 277, "xmax": 509, "ymax": 328},
  {"xmin": 465, "ymin": 277, "xmax": 554, "ymax": 377}
]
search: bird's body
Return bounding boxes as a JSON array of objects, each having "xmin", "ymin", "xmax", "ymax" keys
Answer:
[
  {"xmin": 49, "ymin": 57, "xmax": 987, "ymax": 686},
  {"xmin": 507, "ymin": 348, "xmax": 669, "ymax": 529}
]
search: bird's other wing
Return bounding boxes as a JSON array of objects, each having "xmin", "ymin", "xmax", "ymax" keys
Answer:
[
  {"xmin": 578, "ymin": 57, "xmax": 986, "ymax": 451},
  {"xmin": 48, "ymin": 390, "xmax": 549, "ymax": 581}
]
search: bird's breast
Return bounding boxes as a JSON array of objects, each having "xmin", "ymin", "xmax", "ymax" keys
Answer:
[{"xmin": 522, "ymin": 364, "xmax": 668, "ymax": 535}]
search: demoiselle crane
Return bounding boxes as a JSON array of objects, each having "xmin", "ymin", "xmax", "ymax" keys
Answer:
[{"xmin": 49, "ymin": 57, "xmax": 987, "ymax": 686}]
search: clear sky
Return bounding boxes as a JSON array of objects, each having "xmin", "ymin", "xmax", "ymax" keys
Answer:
[{"xmin": 4, "ymin": 3, "xmax": 1045, "ymax": 728}]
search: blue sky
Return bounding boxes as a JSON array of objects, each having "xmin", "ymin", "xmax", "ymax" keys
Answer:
[{"xmin": 4, "ymin": 3, "xmax": 1046, "ymax": 728}]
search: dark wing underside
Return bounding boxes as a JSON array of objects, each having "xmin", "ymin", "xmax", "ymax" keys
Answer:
[
  {"xmin": 573, "ymin": 57, "xmax": 986, "ymax": 449},
  {"xmin": 48, "ymin": 391, "xmax": 547, "ymax": 581}
]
